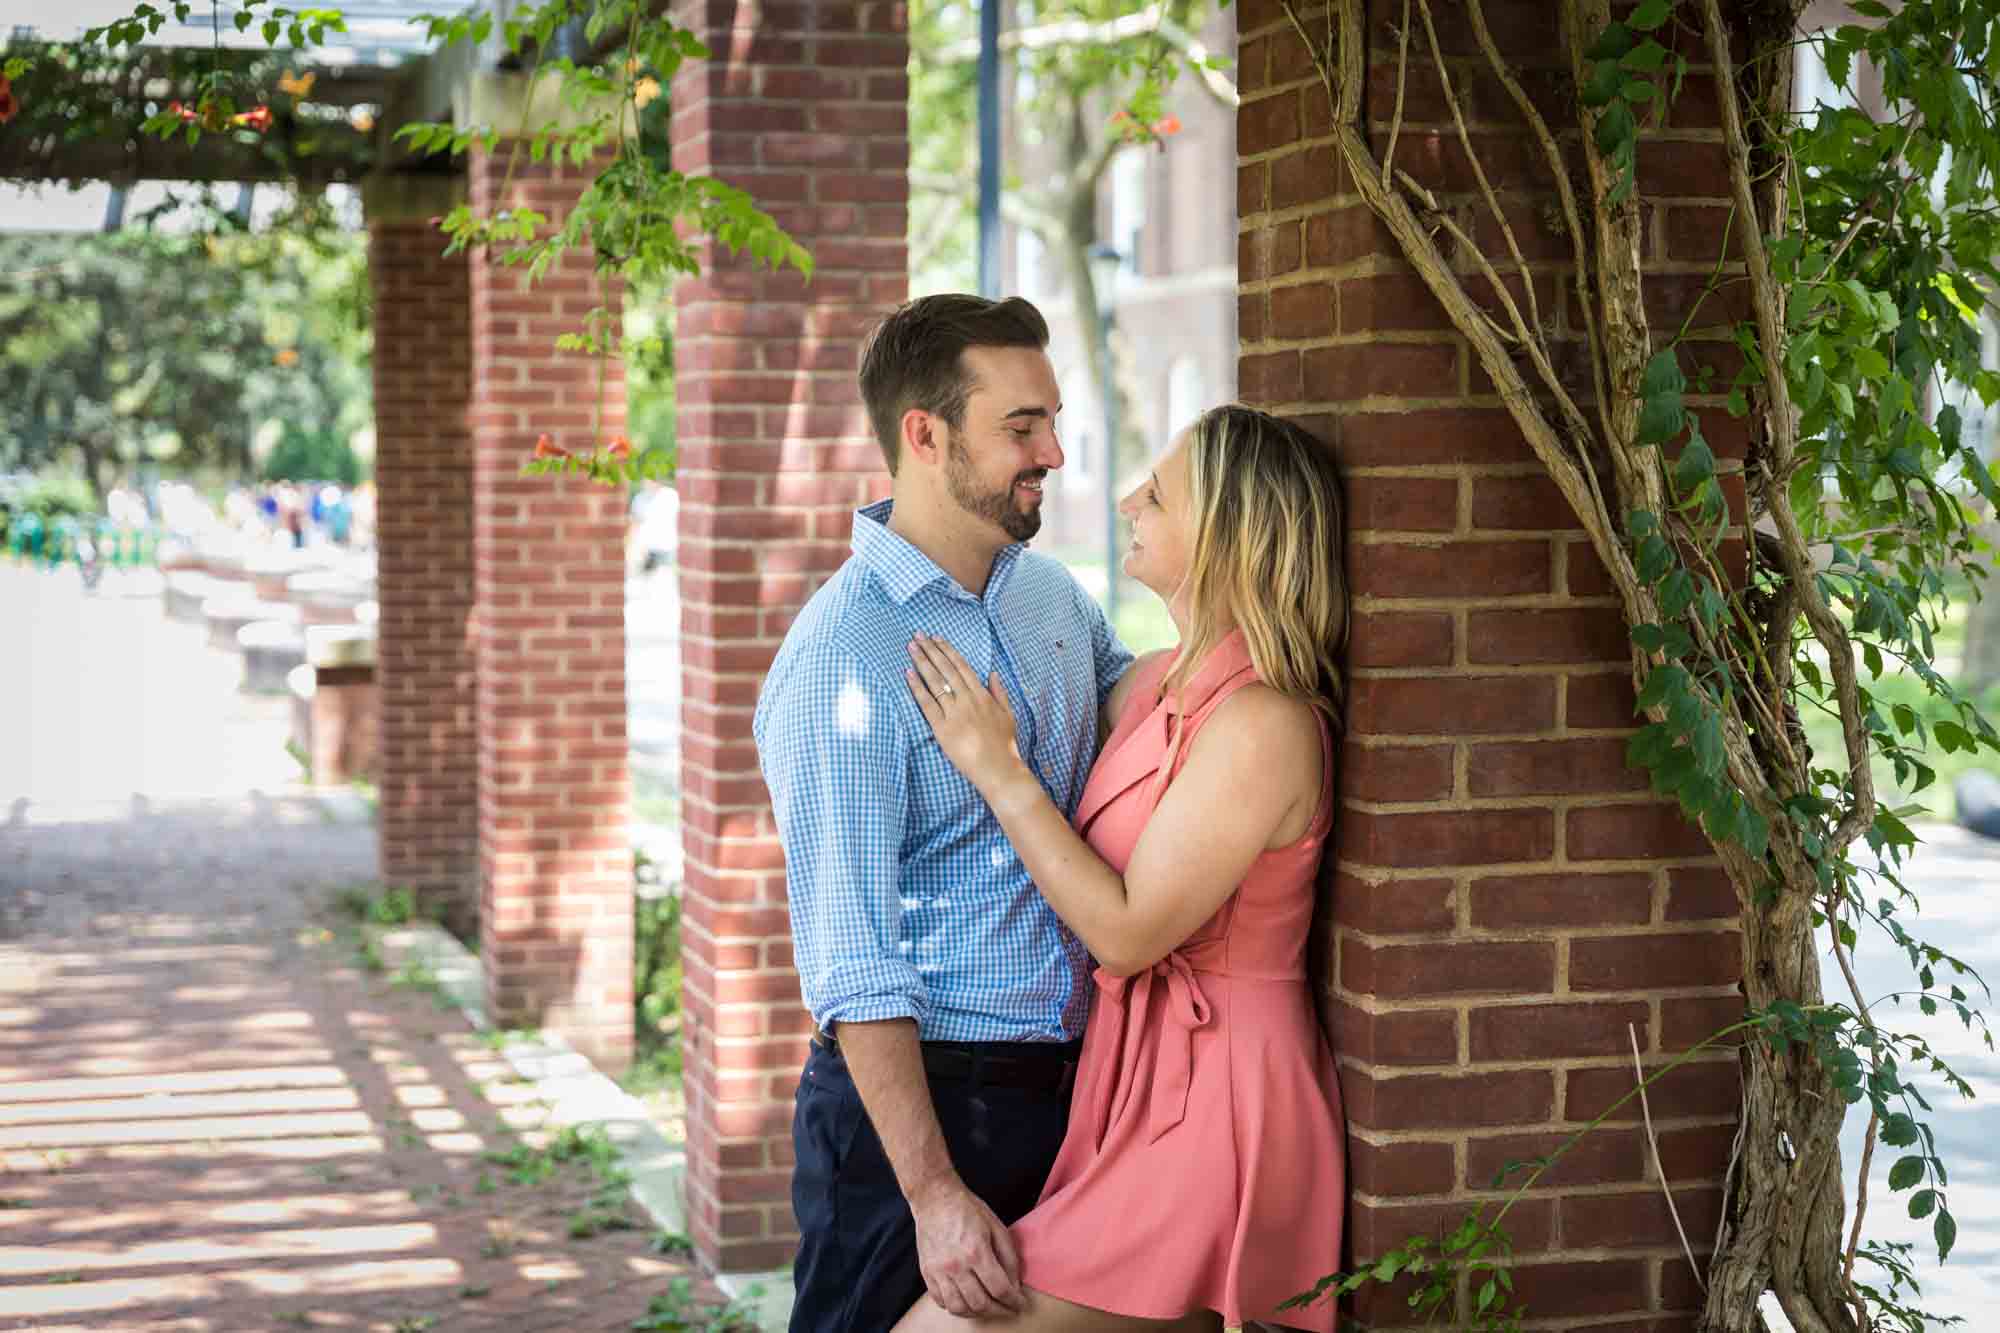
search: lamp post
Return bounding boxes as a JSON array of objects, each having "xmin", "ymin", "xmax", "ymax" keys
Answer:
[{"xmin": 1087, "ymin": 241, "xmax": 1122, "ymax": 624}]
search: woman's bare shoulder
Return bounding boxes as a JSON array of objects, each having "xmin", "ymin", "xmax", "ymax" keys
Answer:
[
  {"xmin": 1105, "ymin": 647, "xmax": 1177, "ymax": 723},
  {"xmin": 1200, "ymin": 684, "xmax": 1324, "ymax": 779}
]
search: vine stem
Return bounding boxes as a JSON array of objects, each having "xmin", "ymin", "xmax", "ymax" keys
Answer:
[
  {"xmin": 1489, "ymin": 1019, "xmax": 1764, "ymax": 1229},
  {"xmin": 1828, "ymin": 901, "xmax": 1878, "ymax": 1319},
  {"xmin": 1382, "ymin": 0, "xmax": 1411, "ymax": 191},
  {"xmin": 1414, "ymin": 0, "xmax": 1540, "ymax": 334},
  {"xmin": 1464, "ymin": 0, "xmax": 1616, "ymax": 448},
  {"xmin": 1700, "ymin": 0, "xmax": 1876, "ymax": 860},
  {"xmin": 1632, "ymin": 1023, "xmax": 1706, "ymax": 1289}
]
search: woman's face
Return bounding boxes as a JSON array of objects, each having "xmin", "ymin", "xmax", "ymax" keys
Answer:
[{"xmin": 1117, "ymin": 429, "xmax": 1195, "ymax": 600}]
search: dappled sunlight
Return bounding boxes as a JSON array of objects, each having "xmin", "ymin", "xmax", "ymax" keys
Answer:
[
  {"xmin": 0, "ymin": 1064, "xmax": 348, "ymax": 1103},
  {"xmin": 0, "ymin": 1109, "xmax": 378, "ymax": 1150},
  {"xmin": 0, "ymin": 1221, "xmax": 444, "ymax": 1277},
  {"xmin": 0, "ymin": 571, "xmax": 720, "ymax": 1327}
]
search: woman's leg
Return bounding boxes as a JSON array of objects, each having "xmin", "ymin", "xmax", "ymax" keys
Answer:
[{"xmin": 892, "ymin": 1286, "xmax": 1223, "ymax": 1333}]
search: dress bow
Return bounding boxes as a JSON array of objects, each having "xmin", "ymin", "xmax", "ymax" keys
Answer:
[{"xmin": 1091, "ymin": 948, "xmax": 1213, "ymax": 1143}]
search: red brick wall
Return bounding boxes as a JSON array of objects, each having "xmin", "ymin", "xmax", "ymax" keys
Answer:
[
  {"xmin": 467, "ymin": 145, "xmax": 634, "ymax": 1071},
  {"xmin": 669, "ymin": 0, "xmax": 908, "ymax": 1273},
  {"xmin": 1237, "ymin": 2, "xmax": 1745, "ymax": 1325},
  {"xmin": 371, "ymin": 222, "xmax": 479, "ymax": 925}
]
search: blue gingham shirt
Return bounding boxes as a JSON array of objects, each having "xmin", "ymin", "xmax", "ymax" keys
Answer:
[{"xmin": 753, "ymin": 499, "xmax": 1134, "ymax": 1042}]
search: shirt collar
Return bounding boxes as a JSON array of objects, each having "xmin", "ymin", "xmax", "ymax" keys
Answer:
[
  {"xmin": 851, "ymin": 498, "xmax": 1026, "ymax": 605},
  {"xmin": 1161, "ymin": 628, "xmax": 1258, "ymax": 714}
]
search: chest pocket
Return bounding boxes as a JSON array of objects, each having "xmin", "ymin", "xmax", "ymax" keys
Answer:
[{"xmin": 1024, "ymin": 636, "xmax": 1097, "ymax": 790}]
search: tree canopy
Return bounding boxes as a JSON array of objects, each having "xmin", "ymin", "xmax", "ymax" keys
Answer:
[{"xmin": 0, "ymin": 196, "xmax": 370, "ymax": 501}]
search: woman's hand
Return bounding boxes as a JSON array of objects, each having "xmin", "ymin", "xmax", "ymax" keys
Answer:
[{"xmin": 905, "ymin": 635, "xmax": 1030, "ymax": 798}]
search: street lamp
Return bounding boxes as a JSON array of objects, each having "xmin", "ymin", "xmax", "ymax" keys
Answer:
[{"xmin": 1087, "ymin": 241, "xmax": 1122, "ymax": 624}]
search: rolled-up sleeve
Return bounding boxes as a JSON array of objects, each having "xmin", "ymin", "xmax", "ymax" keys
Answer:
[{"xmin": 754, "ymin": 642, "xmax": 927, "ymax": 1032}]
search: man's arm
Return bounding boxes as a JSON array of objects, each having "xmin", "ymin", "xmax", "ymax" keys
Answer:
[
  {"xmin": 835, "ymin": 1019, "xmax": 1023, "ymax": 1317},
  {"xmin": 754, "ymin": 643, "xmax": 1023, "ymax": 1318}
]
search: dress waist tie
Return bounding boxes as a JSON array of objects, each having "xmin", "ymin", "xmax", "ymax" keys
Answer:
[{"xmin": 1091, "ymin": 948, "xmax": 1214, "ymax": 1144}]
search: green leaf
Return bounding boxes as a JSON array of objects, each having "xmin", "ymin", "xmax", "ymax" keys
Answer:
[
  {"xmin": 1887, "ymin": 1155, "xmax": 1926, "ymax": 1191},
  {"xmin": 1660, "ymin": 568, "xmax": 1697, "ymax": 618},
  {"xmin": 1881, "ymin": 1113, "xmax": 1919, "ymax": 1147},
  {"xmin": 1595, "ymin": 101, "xmax": 1637, "ymax": 157},
  {"xmin": 1587, "ymin": 22, "xmax": 1637, "ymax": 61},
  {"xmin": 1641, "ymin": 348, "xmax": 1686, "ymax": 398},
  {"xmin": 1629, "ymin": 0, "xmax": 1672, "ymax": 30},
  {"xmin": 1909, "ymin": 1188, "xmax": 1937, "ymax": 1219},
  {"xmin": 1674, "ymin": 436, "xmax": 1716, "ymax": 492},
  {"xmin": 1636, "ymin": 533, "xmax": 1675, "ymax": 583},
  {"xmin": 1638, "ymin": 393, "xmax": 1685, "ymax": 446},
  {"xmin": 1936, "ymin": 1208, "xmax": 1957, "ymax": 1261},
  {"xmin": 1621, "ymin": 40, "xmax": 1669, "ymax": 73},
  {"xmin": 1638, "ymin": 663, "xmax": 1690, "ymax": 712},
  {"xmin": 1582, "ymin": 60, "xmax": 1624, "ymax": 108}
]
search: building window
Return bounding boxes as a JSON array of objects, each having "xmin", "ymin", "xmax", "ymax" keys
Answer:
[{"xmin": 1110, "ymin": 149, "xmax": 1147, "ymax": 276}]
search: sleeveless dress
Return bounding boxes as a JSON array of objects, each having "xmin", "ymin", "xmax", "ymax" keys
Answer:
[{"xmin": 1011, "ymin": 631, "xmax": 1347, "ymax": 1331}]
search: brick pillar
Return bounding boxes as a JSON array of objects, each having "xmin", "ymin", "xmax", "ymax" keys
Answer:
[
  {"xmin": 466, "ymin": 139, "xmax": 634, "ymax": 1070},
  {"xmin": 368, "ymin": 185, "xmax": 479, "ymax": 928},
  {"xmin": 669, "ymin": 0, "xmax": 908, "ymax": 1273},
  {"xmin": 1238, "ymin": 3, "xmax": 1744, "ymax": 1326}
]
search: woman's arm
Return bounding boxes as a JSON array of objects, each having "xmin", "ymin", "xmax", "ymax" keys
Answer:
[{"xmin": 907, "ymin": 636, "xmax": 1322, "ymax": 975}]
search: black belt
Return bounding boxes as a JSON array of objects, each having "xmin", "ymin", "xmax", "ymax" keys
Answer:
[{"xmin": 813, "ymin": 1030, "xmax": 1080, "ymax": 1094}]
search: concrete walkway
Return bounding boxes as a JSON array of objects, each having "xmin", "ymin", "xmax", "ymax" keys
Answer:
[{"xmin": 0, "ymin": 566, "xmax": 731, "ymax": 1331}]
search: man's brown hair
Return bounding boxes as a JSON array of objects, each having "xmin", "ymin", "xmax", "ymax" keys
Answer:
[{"xmin": 857, "ymin": 294, "xmax": 1051, "ymax": 474}]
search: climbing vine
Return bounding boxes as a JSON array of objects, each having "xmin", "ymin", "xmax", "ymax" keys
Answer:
[{"xmin": 1279, "ymin": 0, "xmax": 1998, "ymax": 1329}]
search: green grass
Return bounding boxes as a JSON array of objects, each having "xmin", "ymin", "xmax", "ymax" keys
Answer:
[
  {"xmin": 1798, "ymin": 668, "xmax": 2000, "ymax": 825},
  {"xmin": 633, "ymin": 769, "xmax": 681, "ymax": 827}
]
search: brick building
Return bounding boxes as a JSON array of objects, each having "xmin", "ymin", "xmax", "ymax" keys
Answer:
[
  {"xmin": 366, "ymin": 3, "xmax": 1753, "ymax": 1320},
  {"xmin": 5, "ymin": 0, "xmax": 1762, "ymax": 1322}
]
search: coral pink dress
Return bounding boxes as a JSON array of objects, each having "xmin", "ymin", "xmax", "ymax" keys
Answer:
[{"xmin": 1012, "ymin": 632, "xmax": 1347, "ymax": 1331}]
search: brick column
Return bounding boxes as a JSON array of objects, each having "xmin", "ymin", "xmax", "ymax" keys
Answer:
[
  {"xmin": 368, "ymin": 181, "xmax": 479, "ymax": 930},
  {"xmin": 467, "ymin": 139, "xmax": 634, "ymax": 1070},
  {"xmin": 669, "ymin": 0, "xmax": 908, "ymax": 1273},
  {"xmin": 1238, "ymin": 3, "xmax": 1745, "ymax": 1326}
]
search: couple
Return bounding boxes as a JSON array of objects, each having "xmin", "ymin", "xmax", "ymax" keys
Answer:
[{"xmin": 753, "ymin": 294, "xmax": 1348, "ymax": 1332}]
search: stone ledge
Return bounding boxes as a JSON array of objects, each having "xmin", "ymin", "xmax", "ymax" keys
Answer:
[{"xmin": 367, "ymin": 922, "xmax": 793, "ymax": 1331}]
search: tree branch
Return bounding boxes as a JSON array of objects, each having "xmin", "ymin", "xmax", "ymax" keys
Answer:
[
  {"xmin": 926, "ymin": 6, "xmax": 1239, "ymax": 108},
  {"xmin": 909, "ymin": 169, "xmax": 1065, "ymax": 245}
]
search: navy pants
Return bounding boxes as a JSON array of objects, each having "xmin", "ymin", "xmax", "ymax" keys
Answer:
[{"xmin": 789, "ymin": 1041, "xmax": 1073, "ymax": 1333}]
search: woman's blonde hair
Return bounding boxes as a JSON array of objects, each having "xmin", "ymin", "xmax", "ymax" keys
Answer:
[{"xmin": 1160, "ymin": 404, "xmax": 1350, "ymax": 727}]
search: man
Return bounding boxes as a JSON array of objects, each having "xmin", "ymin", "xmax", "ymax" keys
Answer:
[{"xmin": 754, "ymin": 294, "xmax": 1132, "ymax": 1331}]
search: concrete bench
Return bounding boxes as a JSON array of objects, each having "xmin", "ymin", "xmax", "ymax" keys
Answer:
[
  {"xmin": 239, "ymin": 620, "xmax": 307, "ymax": 695},
  {"xmin": 285, "ymin": 570, "xmax": 376, "ymax": 626},
  {"xmin": 203, "ymin": 596, "xmax": 300, "ymax": 653},
  {"xmin": 164, "ymin": 571, "xmax": 229, "ymax": 623},
  {"xmin": 290, "ymin": 625, "xmax": 378, "ymax": 787},
  {"xmin": 247, "ymin": 549, "xmax": 322, "ymax": 603}
]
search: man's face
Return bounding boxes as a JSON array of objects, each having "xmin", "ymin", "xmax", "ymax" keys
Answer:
[{"xmin": 941, "ymin": 345, "xmax": 1064, "ymax": 543}]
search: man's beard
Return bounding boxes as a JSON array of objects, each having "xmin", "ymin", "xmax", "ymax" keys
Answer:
[{"xmin": 945, "ymin": 428, "xmax": 1044, "ymax": 542}]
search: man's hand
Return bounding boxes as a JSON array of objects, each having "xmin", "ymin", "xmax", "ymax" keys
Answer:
[{"xmin": 909, "ymin": 1175, "xmax": 1024, "ymax": 1317}]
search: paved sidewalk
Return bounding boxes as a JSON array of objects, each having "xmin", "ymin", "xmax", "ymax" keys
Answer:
[
  {"xmin": 0, "ymin": 796, "xmax": 731, "ymax": 1332},
  {"xmin": 0, "ymin": 564, "xmax": 755, "ymax": 1331}
]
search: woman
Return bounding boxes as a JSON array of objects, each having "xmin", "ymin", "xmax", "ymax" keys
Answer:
[{"xmin": 896, "ymin": 404, "xmax": 1349, "ymax": 1333}]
